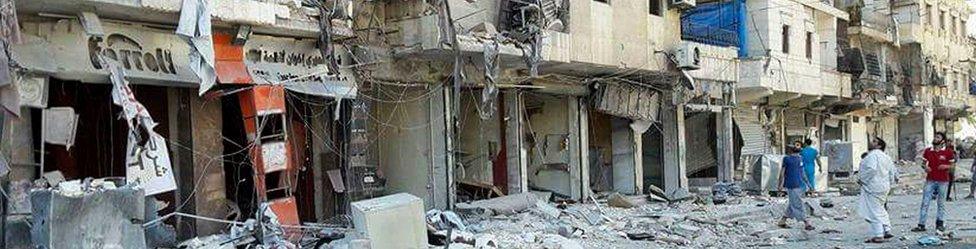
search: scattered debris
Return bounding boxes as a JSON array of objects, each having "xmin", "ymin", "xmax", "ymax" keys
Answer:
[
  {"xmin": 456, "ymin": 192, "xmax": 538, "ymax": 215},
  {"xmin": 626, "ymin": 232, "xmax": 655, "ymax": 241},
  {"xmin": 606, "ymin": 193, "xmax": 638, "ymax": 208},
  {"xmin": 427, "ymin": 209, "xmax": 467, "ymax": 231},
  {"xmin": 917, "ymin": 235, "xmax": 944, "ymax": 246},
  {"xmin": 534, "ymin": 200, "xmax": 562, "ymax": 219}
]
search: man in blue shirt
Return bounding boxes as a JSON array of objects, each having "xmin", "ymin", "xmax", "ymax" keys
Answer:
[
  {"xmin": 779, "ymin": 145, "xmax": 815, "ymax": 230},
  {"xmin": 800, "ymin": 139, "xmax": 822, "ymax": 194}
]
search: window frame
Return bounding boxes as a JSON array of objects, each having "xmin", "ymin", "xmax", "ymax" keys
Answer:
[
  {"xmin": 805, "ymin": 31, "xmax": 813, "ymax": 59},
  {"xmin": 649, "ymin": 0, "xmax": 662, "ymax": 16},
  {"xmin": 782, "ymin": 25, "xmax": 791, "ymax": 54}
]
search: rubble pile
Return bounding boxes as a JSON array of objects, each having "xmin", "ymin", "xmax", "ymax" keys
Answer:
[{"xmin": 427, "ymin": 191, "xmax": 857, "ymax": 249}]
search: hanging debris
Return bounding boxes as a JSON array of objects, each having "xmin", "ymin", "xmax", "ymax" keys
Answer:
[
  {"xmin": 105, "ymin": 57, "xmax": 177, "ymax": 196},
  {"xmin": 175, "ymin": 0, "xmax": 217, "ymax": 96},
  {"xmin": 480, "ymin": 35, "xmax": 502, "ymax": 120}
]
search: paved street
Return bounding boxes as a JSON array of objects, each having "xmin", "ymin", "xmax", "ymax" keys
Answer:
[
  {"xmin": 759, "ymin": 159, "xmax": 976, "ymax": 249},
  {"xmin": 468, "ymin": 160, "xmax": 976, "ymax": 249}
]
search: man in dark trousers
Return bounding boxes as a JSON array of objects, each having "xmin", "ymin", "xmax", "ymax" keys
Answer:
[
  {"xmin": 778, "ymin": 145, "xmax": 815, "ymax": 231},
  {"xmin": 912, "ymin": 132, "xmax": 955, "ymax": 232}
]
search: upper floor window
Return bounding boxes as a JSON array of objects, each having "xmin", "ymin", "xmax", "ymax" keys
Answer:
[
  {"xmin": 649, "ymin": 0, "xmax": 662, "ymax": 16},
  {"xmin": 805, "ymin": 32, "xmax": 813, "ymax": 59},
  {"xmin": 952, "ymin": 16, "xmax": 958, "ymax": 36},
  {"xmin": 926, "ymin": 4, "xmax": 933, "ymax": 26},
  {"xmin": 940, "ymin": 10, "xmax": 946, "ymax": 31},
  {"xmin": 782, "ymin": 25, "xmax": 790, "ymax": 54},
  {"xmin": 595, "ymin": 0, "xmax": 609, "ymax": 4}
]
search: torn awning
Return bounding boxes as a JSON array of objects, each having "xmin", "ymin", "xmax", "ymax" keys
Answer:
[
  {"xmin": 213, "ymin": 33, "xmax": 357, "ymax": 99},
  {"xmin": 592, "ymin": 81, "xmax": 661, "ymax": 122}
]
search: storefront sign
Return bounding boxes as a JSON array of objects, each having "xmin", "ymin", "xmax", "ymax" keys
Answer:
[
  {"xmin": 125, "ymin": 132, "xmax": 177, "ymax": 196},
  {"xmin": 243, "ymin": 35, "xmax": 357, "ymax": 98},
  {"xmin": 11, "ymin": 20, "xmax": 199, "ymax": 86}
]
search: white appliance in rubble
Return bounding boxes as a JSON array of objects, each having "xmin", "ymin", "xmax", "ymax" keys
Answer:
[
  {"xmin": 674, "ymin": 41, "xmax": 702, "ymax": 70},
  {"xmin": 823, "ymin": 140, "xmax": 857, "ymax": 175}
]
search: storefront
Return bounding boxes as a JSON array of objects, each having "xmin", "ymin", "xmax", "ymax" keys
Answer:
[{"xmin": 5, "ymin": 16, "xmax": 358, "ymax": 240}]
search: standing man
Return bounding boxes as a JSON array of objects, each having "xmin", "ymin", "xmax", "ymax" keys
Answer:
[
  {"xmin": 967, "ymin": 157, "xmax": 976, "ymax": 199},
  {"xmin": 858, "ymin": 137, "xmax": 896, "ymax": 243},
  {"xmin": 946, "ymin": 140, "xmax": 959, "ymax": 201},
  {"xmin": 800, "ymin": 139, "xmax": 822, "ymax": 195},
  {"xmin": 778, "ymin": 146, "xmax": 815, "ymax": 231},
  {"xmin": 912, "ymin": 132, "xmax": 955, "ymax": 232}
]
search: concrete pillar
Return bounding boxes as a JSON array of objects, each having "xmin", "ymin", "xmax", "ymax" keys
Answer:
[
  {"xmin": 2, "ymin": 110, "xmax": 36, "ymax": 180},
  {"xmin": 503, "ymin": 91, "xmax": 528, "ymax": 194},
  {"xmin": 189, "ymin": 94, "xmax": 227, "ymax": 236},
  {"xmin": 611, "ymin": 119, "xmax": 635, "ymax": 194},
  {"xmin": 661, "ymin": 103, "xmax": 688, "ymax": 198},
  {"xmin": 168, "ymin": 88, "xmax": 196, "ymax": 239},
  {"xmin": 568, "ymin": 97, "xmax": 590, "ymax": 200},
  {"xmin": 432, "ymin": 86, "xmax": 453, "ymax": 209},
  {"xmin": 716, "ymin": 108, "xmax": 735, "ymax": 182}
]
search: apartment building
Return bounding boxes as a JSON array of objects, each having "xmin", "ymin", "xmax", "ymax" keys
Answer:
[
  {"xmin": 840, "ymin": 0, "xmax": 976, "ymax": 161},
  {"xmin": 729, "ymin": 0, "xmax": 852, "ymax": 187},
  {"xmin": 372, "ymin": 0, "xmax": 710, "ymax": 206}
]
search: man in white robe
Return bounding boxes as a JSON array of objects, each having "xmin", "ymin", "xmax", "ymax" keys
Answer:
[{"xmin": 858, "ymin": 137, "xmax": 896, "ymax": 243}]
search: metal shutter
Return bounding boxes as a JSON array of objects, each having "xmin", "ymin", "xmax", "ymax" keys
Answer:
[{"xmin": 735, "ymin": 108, "xmax": 770, "ymax": 155}]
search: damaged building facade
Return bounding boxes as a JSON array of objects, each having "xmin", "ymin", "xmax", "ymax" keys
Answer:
[
  {"xmin": 363, "ymin": 0, "xmax": 742, "ymax": 207},
  {"xmin": 1, "ymin": 0, "xmax": 361, "ymax": 247},
  {"xmin": 0, "ymin": 0, "xmax": 975, "ymax": 248},
  {"xmin": 838, "ymin": 0, "xmax": 976, "ymax": 162}
]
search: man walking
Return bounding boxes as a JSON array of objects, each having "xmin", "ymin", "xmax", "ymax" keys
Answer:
[
  {"xmin": 912, "ymin": 132, "xmax": 955, "ymax": 232},
  {"xmin": 859, "ymin": 137, "xmax": 896, "ymax": 243},
  {"xmin": 778, "ymin": 146, "xmax": 815, "ymax": 231},
  {"xmin": 800, "ymin": 139, "xmax": 822, "ymax": 195}
]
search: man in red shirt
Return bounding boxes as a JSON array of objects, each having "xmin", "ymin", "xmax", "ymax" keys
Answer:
[{"xmin": 912, "ymin": 132, "xmax": 955, "ymax": 232}]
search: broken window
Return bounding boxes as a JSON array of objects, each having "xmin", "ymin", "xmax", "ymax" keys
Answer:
[
  {"xmin": 782, "ymin": 25, "xmax": 790, "ymax": 54},
  {"xmin": 649, "ymin": 0, "xmax": 662, "ymax": 16}
]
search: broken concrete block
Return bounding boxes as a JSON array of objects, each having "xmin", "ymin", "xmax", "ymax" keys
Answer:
[
  {"xmin": 474, "ymin": 234, "xmax": 498, "ymax": 249},
  {"xmin": 30, "ymin": 187, "xmax": 147, "ymax": 249},
  {"xmin": 351, "ymin": 193, "xmax": 426, "ymax": 249},
  {"xmin": 672, "ymin": 224, "xmax": 701, "ymax": 237},
  {"xmin": 534, "ymin": 200, "xmax": 562, "ymax": 219},
  {"xmin": 540, "ymin": 234, "xmax": 584, "ymax": 249},
  {"xmin": 456, "ymin": 193, "xmax": 538, "ymax": 215},
  {"xmin": 626, "ymin": 232, "xmax": 655, "ymax": 241},
  {"xmin": 607, "ymin": 193, "xmax": 637, "ymax": 208}
]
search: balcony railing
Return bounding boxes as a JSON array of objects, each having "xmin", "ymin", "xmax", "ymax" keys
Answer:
[
  {"xmin": 853, "ymin": 78, "xmax": 896, "ymax": 97},
  {"xmin": 681, "ymin": 21, "xmax": 739, "ymax": 48}
]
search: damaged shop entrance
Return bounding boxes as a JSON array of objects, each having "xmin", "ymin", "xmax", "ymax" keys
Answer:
[{"xmin": 455, "ymin": 87, "xmax": 590, "ymax": 201}]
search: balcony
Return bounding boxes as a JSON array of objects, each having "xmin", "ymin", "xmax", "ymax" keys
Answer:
[
  {"xmin": 737, "ymin": 58, "xmax": 850, "ymax": 103},
  {"xmin": 681, "ymin": 20, "xmax": 739, "ymax": 48},
  {"xmin": 846, "ymin": 5, "xmax": 895, "ymax": 43}
]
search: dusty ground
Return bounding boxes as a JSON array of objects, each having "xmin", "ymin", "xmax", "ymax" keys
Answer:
[{"xmin": 458, "ymin": 160, "xmax": 976, "ymax": 249}]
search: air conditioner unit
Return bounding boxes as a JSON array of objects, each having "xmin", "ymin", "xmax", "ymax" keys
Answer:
[
  {"xmin": 675, "ymin": 41, "xmax": 702, "ymax": 70},
  {"xmin": 671, "ymin": 0, "xmax": 696, "ymax": 9}
]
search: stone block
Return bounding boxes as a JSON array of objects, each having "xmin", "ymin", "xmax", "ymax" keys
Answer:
[{"xmin": 351, "ymin": 193, "xmax": 426, "ymax": 249}]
